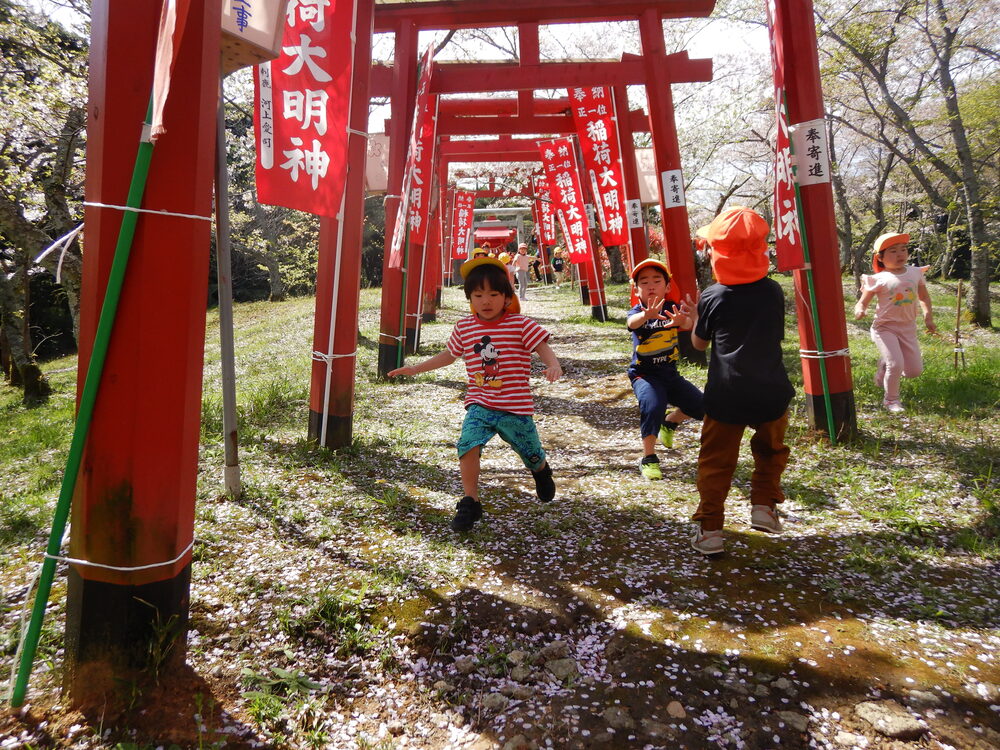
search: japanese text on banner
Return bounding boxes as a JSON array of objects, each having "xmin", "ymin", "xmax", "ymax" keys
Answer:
[
  {"xmin": 537, "ymin": 136, "xmax": 594, "ymax": 264},
  {"xmin": 569, "ymin": 86, "xmax": 628, "ymax": 246},
  {"xmin": 766, "ymin": 0, "xmax": 805, "ymax": 271},
  {"xmin": 253, "ymin": 0, "xmax": 354, "ymax": 218},
  {"xmin": 450, "ymin": 190, "xmax": 475, "ymax": 260},
  {"xmin": 531, "ymin": 174, "xmax": 557, "ymax": 246},
  {"xmin": 388, "ymin": 46, "xmax": 437, "ymax": 268}
]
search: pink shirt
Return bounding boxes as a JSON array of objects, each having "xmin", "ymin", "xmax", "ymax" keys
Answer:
[
  {"xmin": 861, "ymin": 266, "xmax": 926, "ymax": 329},
  {"xmin": 446, "ymin": 312, "xmax": 550, "ymax": 415},
  {"xmin": 514, "ymin": 253, "xmax": 532, "ymax": 272}
]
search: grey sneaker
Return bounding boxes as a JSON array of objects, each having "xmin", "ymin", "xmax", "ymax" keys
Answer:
[
  {"xmin": 750, "ymin": 504, "xmax": 782, "ymax": 533},
  {"xmin": 691, "ymin": 524, "xmax": 724, "ymax": 555}
]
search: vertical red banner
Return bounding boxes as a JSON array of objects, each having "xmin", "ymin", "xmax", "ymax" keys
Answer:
[
  {"xmin": 537, "ymin": 137, "xmax": 594, "ymax": 263},
  {"xmin": 767, "ymin": 0, "xmax": 805, "ymax": 271},
  {"xmin": 254, "ymin": 0, "xmax": 355, "ymax": 217},
  {"xmin": 388, "ymin": 46, "xmax": 437, "ymax": 268},
  {"xmin": 531, "ymin": 174, "xmax": 557, "ymax": 245},
  {"xmin": 570, "ymin": 87, "xmax": 628, "ymax": 246},
  {"xmin": 450, "ymin": 190, "xmax": 475, "ymax": 259}
]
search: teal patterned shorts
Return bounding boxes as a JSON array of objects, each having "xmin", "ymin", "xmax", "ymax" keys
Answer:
[{"xmin": 457, "ymin": 404, "xmax": 546, "ymax": 470}]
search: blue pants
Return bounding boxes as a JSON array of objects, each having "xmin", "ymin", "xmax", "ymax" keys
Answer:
[{"xmin": 630, "ymin": 371, "xmax": 704, "ymax": 438}]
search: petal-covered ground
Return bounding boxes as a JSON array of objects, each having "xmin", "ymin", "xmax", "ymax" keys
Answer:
[{"xmin": 2, "ymin": 279, "xmax": 998, "ymax": 749}]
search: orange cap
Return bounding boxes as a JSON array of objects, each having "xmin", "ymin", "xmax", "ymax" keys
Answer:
[
  {"xmin": 630, "ymin": 258, "xmax": 671, "ymax": 282},
  {"xmin": 701, "ymin": 206, "xmax": 770, "ymax": 285},
  {"xmin": 871, "ymin": 232, "xmax": 909, "ymax": 272}
]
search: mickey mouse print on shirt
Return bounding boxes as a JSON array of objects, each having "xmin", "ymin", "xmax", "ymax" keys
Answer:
[{"xmin": 473, "ymin": 335, "xmax": 504, "ymax": 388}]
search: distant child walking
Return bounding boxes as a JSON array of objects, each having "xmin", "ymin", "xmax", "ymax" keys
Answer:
[
  {"xmin": 514, "ymin": 243, "xmax": 532, "ymax": 300},
  {"xmin": 388, "ymin": 256, "xmax": 563, "ymax": 532},
  {"xmin": 626, "ymin": 259, "xmax": 704, "ymax": 481},
  {"xmin": 854, "ymin": 232, "xmax": 936, "ymax": 414},
  {"xmin": 689, "ymin": 206, "xmax": 795, "ymax": 555},
  {"xmin": 551, "ymin": 248, "xmax": 566, "ymax": 288}
]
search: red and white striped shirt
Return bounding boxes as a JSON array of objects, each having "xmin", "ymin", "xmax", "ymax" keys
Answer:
[{"xmin": 446, "ymin": 312, "xmax": 550, "ymax": 415}]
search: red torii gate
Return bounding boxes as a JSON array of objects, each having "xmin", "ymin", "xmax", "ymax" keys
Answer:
[
  {"xmin": 434, "ymin": 136, "xmax": 614, "ymax": 322},
  {"xmin": 381, "ymin": 46, "xmax": 712, "ymax": 352},
  {"xmin": 55, "ymin": 0, "xmax": 854, "ymax": 706},
  {"xmin": 434, "ymin": 92, "xmax": 656, "ymax": 277},
  {"xmin": 371, "ymin": 2, "xmax": 714, "ymax": 380}
]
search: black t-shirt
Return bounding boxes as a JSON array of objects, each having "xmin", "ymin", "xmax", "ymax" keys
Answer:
[
  {"xmin": 551, "ymin": 256, "xmax": 565, "ymax": 271},
  {"xmin": 694, "ymin": 278, "xmax": 794, "ymax": 424}
]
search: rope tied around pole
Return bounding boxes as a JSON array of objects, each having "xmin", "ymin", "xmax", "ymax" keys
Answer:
[
  {"xmin": 5, "ymin": 538, "xmax": 194, "ymax": 703},
  {"xmin": 798, "ymin": 347, "xmax": 851, "ymax": 360},
  {"xmin": 311, "ymin": 350, "xmax": 357, "ymax": 363},
  {"xmin": 83, "ymin": 201, "xmax": 213, "ymax": 222}
]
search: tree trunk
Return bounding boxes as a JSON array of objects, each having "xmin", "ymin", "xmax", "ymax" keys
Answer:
[
  {"xmin": 932, "ymin": 0, "xmax": 991, "ymax": 327},
  {"xmin": 0, "ymin": 271, "xmax": 50, "ymax": 404},
  {"xmin": 605, "ymin": 245, "xmax": 627, "ymax": 283}
]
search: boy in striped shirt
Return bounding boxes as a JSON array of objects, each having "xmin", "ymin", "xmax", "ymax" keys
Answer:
[{"xmin": 389, "ymin": 257, "xmax": 563, "ymax": 531}]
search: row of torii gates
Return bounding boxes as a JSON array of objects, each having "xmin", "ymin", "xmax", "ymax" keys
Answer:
[{"xmin": 14, "ymin": 0, "xmax": 855, "ymax": 705}]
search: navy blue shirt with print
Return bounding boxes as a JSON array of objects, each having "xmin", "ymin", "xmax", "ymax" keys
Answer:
[{"xmin": 627, "ymin": 302, "xmax": 682, "ymax": 378}]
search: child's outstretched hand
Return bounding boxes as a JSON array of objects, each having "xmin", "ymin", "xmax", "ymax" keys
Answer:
[
  {"xmin": 640, "ymin": 296, "xmax": 671, "ymax": 322},
  {"xmin": 387, "ymin": 366, "xmax": 416, "ymax": 377},
  {"xmin": 668, "ymin": 294, "xmax": 698, "ymax": 328},
  {"xmin": 543, "ymin": 362, "xmax": 563, "ymax": 383}
]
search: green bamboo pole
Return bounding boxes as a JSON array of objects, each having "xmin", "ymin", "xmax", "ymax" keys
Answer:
[
  {"xmin": 398, "ymin": 226, "xmax": 410, "ymax": 368},
  {"xmin": 10, "ymin": 96, "xmax": 156, "ymax": 708},
  {"xmin": 783, "ymin": 94, "xmax": 837, "ymax": 444}
]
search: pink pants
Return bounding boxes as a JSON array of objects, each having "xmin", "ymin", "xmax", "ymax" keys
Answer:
[{"xmin": 871, "ymin": 321, "xmax": 923, "ymax": 403}]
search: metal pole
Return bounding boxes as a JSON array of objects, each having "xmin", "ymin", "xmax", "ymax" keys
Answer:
[{"xmin": 214, "ymin": 76, "xmax": 241, "ymax": 496}]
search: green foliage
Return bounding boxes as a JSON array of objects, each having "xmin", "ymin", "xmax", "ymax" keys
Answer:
[
  {"xmin": 277, "ymin": 585, "xmax": 383, "ymax": 658},
  {"xmin": 242, "ymin": 666, "xmax": 325, "ymax": 696}
]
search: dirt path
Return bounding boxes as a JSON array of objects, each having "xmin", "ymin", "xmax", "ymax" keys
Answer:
[{"xmin": 3, "ymin": 283, "xmax": 998, "ymax": 749}]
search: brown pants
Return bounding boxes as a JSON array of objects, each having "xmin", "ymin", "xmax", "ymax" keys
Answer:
[{"xmin": 693, "ymin": 412, "xmax": 790, "ymax": 531}]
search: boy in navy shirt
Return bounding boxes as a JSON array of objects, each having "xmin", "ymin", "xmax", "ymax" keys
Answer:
[{"xmin": 626, "ymin": 259, "xmax": 704, "ymax": 481}]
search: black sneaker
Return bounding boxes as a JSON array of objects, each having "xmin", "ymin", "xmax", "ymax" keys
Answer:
[
  {"xmin": 451, "ymin": 496, "xmax": 483, "ymax": 532},
  {"xmin": 531, "ymin": 463, "xmax": 556, "ymax": 503}
]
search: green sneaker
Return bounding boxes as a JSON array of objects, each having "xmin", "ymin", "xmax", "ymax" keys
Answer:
[
  {"xmin": 659, "ymin": 422, "xmax": 679, "ymax": 448},
  {"xmin": 639, "ymin": 455, "xmax": 662, "ymax": 481}
]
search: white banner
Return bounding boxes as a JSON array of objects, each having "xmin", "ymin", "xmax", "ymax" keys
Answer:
[
  {"xmin": 660, "ymin": 169, "xmax": 686, "ymax": 208},
  {"xmin": 790, "ymin": 118, "xmax": 830, "ymax": 186},
  {"xmin": 626, "ymin": 198, "xmax": 643, "ymax": 229}
]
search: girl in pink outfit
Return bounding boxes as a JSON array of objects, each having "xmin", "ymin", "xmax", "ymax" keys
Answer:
[{"xmin": 854, "ymin": 232, "xmax": 937, "ymax": 414}]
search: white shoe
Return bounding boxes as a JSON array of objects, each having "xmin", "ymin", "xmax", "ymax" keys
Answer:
[
  {"xmin": 750, "ymin": 505, "xmax": 782, "ymax": 533},
  {"xmin": 883, "ymin": 400, "xmax": 905, "ymax": 414},
  {"xmin": 691, "ymin": 524, "xmax": 724, "ymax": 554}
]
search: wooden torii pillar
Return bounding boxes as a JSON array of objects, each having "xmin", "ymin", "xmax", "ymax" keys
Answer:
[
  {"xmin": 776, "ymin": 0, "xmax": 856, "ymax": 437},
  {"xmin": 308, "ymin": 0, "xmax": 375, "ymax": 448},
  {"xmin": 376, "ymin": 20, "xmax": 418, "ymax": 377},
  {"xmin": 637, "ymin": 11, "xmax": 700, "ymax": 307},
  {"xmin": 66, "ymin": 0, "xmax": 220, "ymax": 703}
]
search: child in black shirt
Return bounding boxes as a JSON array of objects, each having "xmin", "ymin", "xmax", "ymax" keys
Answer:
[{"xmin": 689, "ymin": 207, "xmax": 794, "ymax": 555}]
